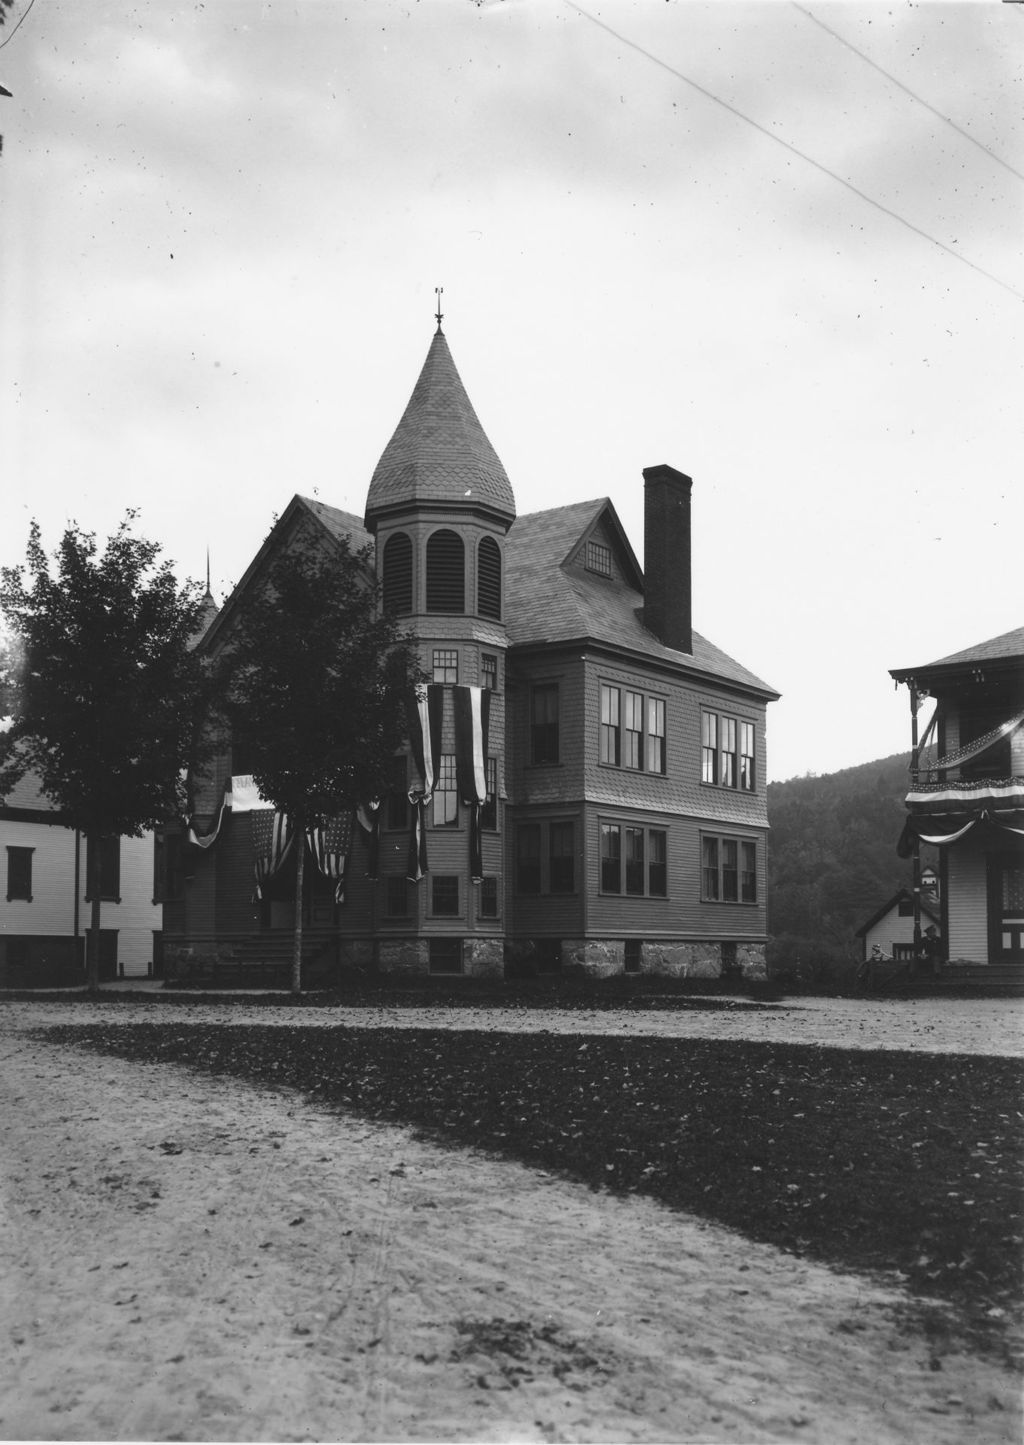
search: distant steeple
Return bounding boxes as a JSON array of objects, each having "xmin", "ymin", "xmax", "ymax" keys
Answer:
[{"xmin": 364, "ymin": 328, "xmax": 516, "ymax": 530}]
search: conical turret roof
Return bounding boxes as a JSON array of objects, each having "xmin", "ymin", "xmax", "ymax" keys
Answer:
[{"xmin": 364, "ymin": 330, "xmax": 516, "ymax": 527}]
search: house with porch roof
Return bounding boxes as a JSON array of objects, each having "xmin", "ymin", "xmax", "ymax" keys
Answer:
[
  {"xmin": 890, "ymin": 625, "xmax": 1024, "ymax": 981},
  {"xmin": 163, "ymin": 323, "xmax": 779, "ymax": 982}
]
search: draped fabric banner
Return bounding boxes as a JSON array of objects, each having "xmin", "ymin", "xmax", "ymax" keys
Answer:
[
  {"xmin": 404, "ymin": 684, "xmax": 444, "ymax": 881},
  {"xmin": 356, "ymin": 800, "xmax": 381, "ymax": 880},
  {"xmin": 406, "ymin": 685, "xmax": 444, "ymax": 802},
  {"xmin": 453, "ymin": 685, "xmax": 491, "ymax": 883},
  {"xmin": 407, "ymin": 799, "xmax": 428, "ymax": 882},
  {"xmin": 929, "ymin": 708, "xmax": 1024, "ymax": 773},
  {"xmin": 252, "ymin": 809, "xmax": 293, "ymax": 900},
  {"xmin": 307, "ymin": 813, "xmax": 353, "ymax": 904},
  {"xmin": 898, "ymin": 805, "xmax": 1024, "ymax": 857},
  {"xmin": 188, "ymin": 782, "xmax": 229, "ymax": 850}
]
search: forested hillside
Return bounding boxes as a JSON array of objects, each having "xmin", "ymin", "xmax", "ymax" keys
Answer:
[{"xmin": 766, "ymin": 754, "xmax": 936, "ymax": 978}]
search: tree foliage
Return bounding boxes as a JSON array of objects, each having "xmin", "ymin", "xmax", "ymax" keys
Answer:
[
  {"xmin": 766, "ymin": 753, "xmax": 937, "ymax": 980},
  {"xmin": 215, "ymin": 530, "xmax": 423, "ymax": 991},
  {"xmin": 0, "ymin": 516, "xmax": 210, "ymax": 987}
]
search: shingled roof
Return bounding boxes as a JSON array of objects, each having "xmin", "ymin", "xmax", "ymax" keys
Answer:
[
  {"xmin": 505, "ymin": 501, "xmax": 778, "ymax": 697},
  {"xmin": 891, "ymin": 624, "xmax": 1024, "ymax": 682},
  {"xmin": 364, "ymin": 330, "xmax": 516, "ymax": 526}
]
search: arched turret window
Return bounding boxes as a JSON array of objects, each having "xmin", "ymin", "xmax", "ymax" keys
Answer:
[
  {"xmin": 477, "ymin": 536, "xmax": 502, "ymax": 621},
  {"xmin": 426, "ymin": 529, "xmax": 465, "ymax": 613},
  {"xmin": 382, "ymin": 532, "xmax": 413, "ymax": 614}
]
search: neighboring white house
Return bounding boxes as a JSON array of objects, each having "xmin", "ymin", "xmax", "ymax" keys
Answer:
[
  {"xmin": 1, "ymin": 773, "xmax": 161, "ymax": 985},
  {"xmin": 855, "ymin": 888, "xmax": 941, "ymax": 962}
]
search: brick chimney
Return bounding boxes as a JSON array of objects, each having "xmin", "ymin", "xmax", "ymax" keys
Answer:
[{"xmin": 643, "ymin": 464, "xmax": 692, "ymax": 654}]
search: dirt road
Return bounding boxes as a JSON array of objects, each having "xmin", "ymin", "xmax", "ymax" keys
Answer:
[{"xmin": 1, "ymin": 997, "xmax": 1021, "ymax": 1443}]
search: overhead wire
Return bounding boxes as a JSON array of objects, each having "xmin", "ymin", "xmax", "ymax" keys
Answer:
[
  {"xmin": 0, "ymin": 0, "xmax": 38, "ymax": 53},
  {"xmin": 792, "ymin": 2, "xmax": 1024, "ymax": 184},
  {"xmin": 563, "ymin": 0, "xmax": 1023, "ymax": 304}
]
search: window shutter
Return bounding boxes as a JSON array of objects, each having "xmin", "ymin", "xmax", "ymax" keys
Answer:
[
  {"xmin": 477, "ymin": 537, "xmax": 501, "ymax": 620},
  {"xmin": 426, "ymin": 530, "xmax": 465, "ymax": 613},
  {"xmin": 382, "ymin": 532, "xmax": 413, "ymax": 614}
]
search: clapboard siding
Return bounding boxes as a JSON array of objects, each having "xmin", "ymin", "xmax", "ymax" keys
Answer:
[{"xmin": 947, "ymin": 844, "xmax": 990, "ymax": 963}]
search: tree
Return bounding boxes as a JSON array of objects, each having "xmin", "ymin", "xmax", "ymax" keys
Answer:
[
  {"xmin": 217, "ymin": 532, "xmax": 422, "ymax": 995},
  {"xmin": 0, "ymin": 516, "xmax": 210, "ymax": 990}
]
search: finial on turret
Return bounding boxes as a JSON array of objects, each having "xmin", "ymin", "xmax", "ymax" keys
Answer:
[
  {"xmin": 434, "ymin": 286, "xmax": 444, "ymax": 334},
  {"xmin": 205, "ymin": 548, "xmax": 213, "ymax": 598}
]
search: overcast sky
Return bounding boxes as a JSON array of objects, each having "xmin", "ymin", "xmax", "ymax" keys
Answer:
[{"xmin": 1, "ymin": 0, "xmax": 1020, "ymax": 782}]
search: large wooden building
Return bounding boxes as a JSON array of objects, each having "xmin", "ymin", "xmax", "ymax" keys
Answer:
[
  {"xmin": 891, "ymin": 626, "xmax": 1024, "ymax": 977},
  {"xmin": 163, "ymin": 326, "xmax": 779, "ymax": 982}
]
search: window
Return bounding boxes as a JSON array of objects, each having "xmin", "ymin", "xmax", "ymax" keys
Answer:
[
  {"xmin": 531, "ymin": 684, "xmax": 559, "ymax": 765},
  {"xmin": 648, "ymin": 830, "xmax": 667, "ymax": 896},
  {"xmin": 701, "ymin": 712, "xmax": 718, "ymax": 785},
  {"xmin": 477, "ymin": 537, "xmax": 502, "ymax": 620},
  {"xmin": 516, "ymin": 824, "xmax": 542, "ymax": 894},
  {"xmin": 429, "ymin": 938, "xmax": 463, "ymax": 975},
  {"xmin": 153, "ymin": 833, "xmax": 184, "ymax": 903},
  {"xmin": 482, "ymin": 652, "xmax": 498, "ymax": 692},
  {"xmin": 586, "ymin": 540, "xmax": 612, "ymax": 576},
  {"xmin": 549, "ymin": 821, "xmax": 575, "ymax": 893},
  {"xmin": 86, "ymin": 834, "xmax": 120, "ymax": 902},
  {"xmin": 387, "ymin": 757, "xmax": 409, "ymax": 830},
  {"xmin": 600, "ymin": 685, "xmax": 620, "ymax": 766},
  {"xmin": 702, "ymin": 711, "xmax": 756, "ymax": 792},
  {"xmin": 601, "ymin": 823, "xmax": 669, "ymax": 897},
  {"xmin": 624, "ymin": 939, "xmax": 642, "ymax": 974},
  {"xmin": 432, "ymin": 649, "xmax": 458, "ymax": 684},
  {"xmin": 516, "ymin": 820, "xmax": 576, "ymax": 895},
  {"xmin": 739, "ymin": 722, "xmax": 755, "ymax": 791},
  {"xmin": 385, "ymin": 876, "xmax": 411, "ymax": 918},
  {"xmin": 601, "ymin": 684, "xmax": 666, "ymax": 774},
  {"xmin": 624, "ymin": 691, "xmax": 644, "ymax": 770},
  {"xmin": 479, "ymin": 876, "xmax": 499, "ymax": 918},
  {"xmin": 431, "ymin": 875, "xmax": 460, "ymax": 916},
  {"xmin": 600, "ymin": 824, "xmax": 622, "ymax": 893},
  {"xmin": 432, "ymin": 755, "xmax": 458, "ymax": 826},
  {"xmin": 701, "ymin": 834, "xmax": 758, "ymax": 903},
  {"xmin": 648, "ymin": 698, "xmax": 666, "ymax": 775},
  {"xmin": 625, "ymin": 827, "xmax": 645, "ymax": 895},
  {"xmin": 481, "ymin": 757, "xmax": 498, "ymax": 831},
  {"xmin": 426, "ymin": 529, "xmax": 465, "ymax": 613},
  {"xmin": 382, "ymin": 532, "xmax": 413, "ymax": 614},
  {"xmin": 6, "ymin": 846, "xmax": 33, "ymax": 902}
]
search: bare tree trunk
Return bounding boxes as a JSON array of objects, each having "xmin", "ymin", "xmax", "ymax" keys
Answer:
[
  {"xmin": 86, "ymin": 831, "xmax": 102, "ymax": 994},
  {"xmin": 292, "ymin": 829, "xmax": 304, "ymax": 997}
]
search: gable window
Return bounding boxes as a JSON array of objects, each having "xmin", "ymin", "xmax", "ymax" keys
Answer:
[
  {"xmin": 432, "ymin": 649, "xmax": 458, "ymax": 684},
  {"xmin": 482, "ymin": 652, "xmax": 498, "ymax": 692},
  {"xmin": 382, "ymin": 532, "xmax": 413, "ymax": 615},
  {"xmin": 86, "ymin": 835, "xmax": 120, "ymax": 902},
  {"xmin": 701, "ymin": 834, "xmax": 757, "ymax": 903},
  {"xmin": 600, "ymin": 685, "xmax": 620, "ymax": 766},
  {"xmin": 586, "ymin": 540, "xmax": 612, "ymax": 577},
  {"xmin": 6, "ymin": 846, "xmax": 33, "ymax": 902},
  {"xmin": 477, "ymin": 537, "xmax": 502, "ymax": 620},
  {"xmin": 432, "ymin": 755, "xmax": 458, "ymax": 826},
  {"xmin": 431, "ymin": 875, "xmax": 460, "ymax": 917},
  {"xmin": 516, "ymin": 823, "xmax": 541, "ymax": 894},
  {"xmin": 702, "ymin": 711, "xmax": 756, "ymax": 792},
  {"xmin": 426, "ymin": 529, "xmax": 465, "ymax": 613},
  {"xmin": 481, "ymin": 757, "xmax": 499, "ymax": 831},
  {"xmin": 531, "ymin": 684, "xmax": 559, "ymax": 765}
]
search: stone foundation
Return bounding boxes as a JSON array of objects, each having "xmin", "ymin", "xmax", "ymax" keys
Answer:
[
  {"xmin": 531, "ymin": 938, "xmax": 768, "ymax": 982},
  {"xmin": 376, "ymin": 936, "xmax": 505, "ymax": 978}
]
